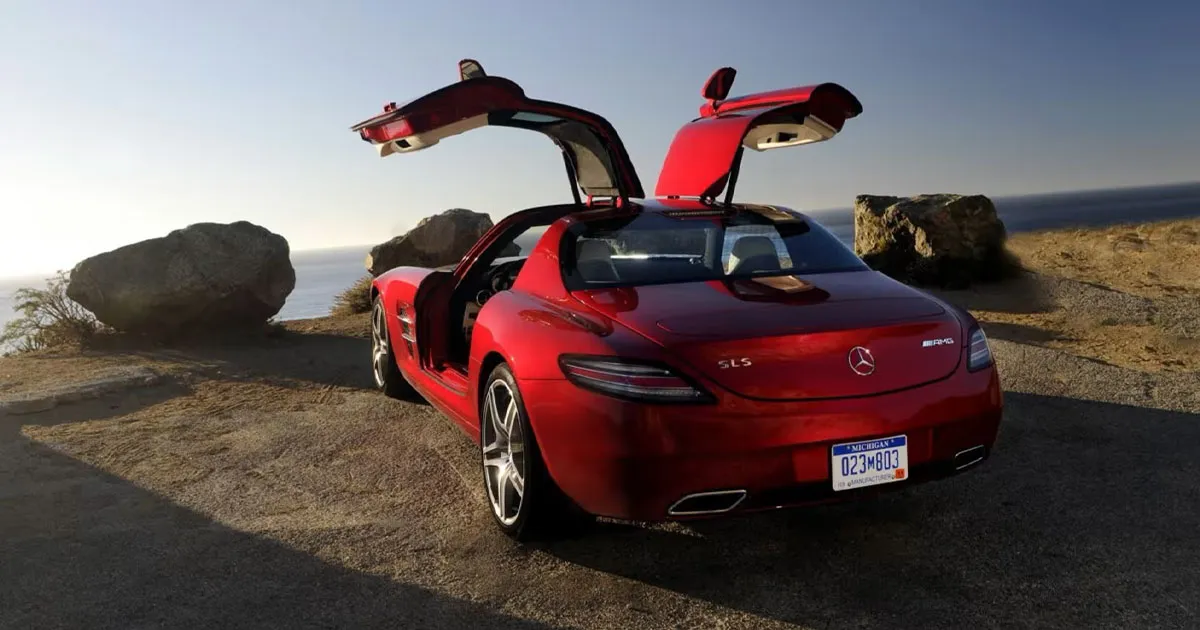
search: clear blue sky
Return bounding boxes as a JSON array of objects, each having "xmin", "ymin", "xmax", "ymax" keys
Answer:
[{"xmin": 2, "ymin": 0, "xmax": 1198, "ymax": 278}]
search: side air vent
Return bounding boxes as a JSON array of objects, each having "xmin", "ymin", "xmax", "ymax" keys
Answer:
[{"xmin": 398, "ymin": 305, "xmax": 415, "ymax": 355}]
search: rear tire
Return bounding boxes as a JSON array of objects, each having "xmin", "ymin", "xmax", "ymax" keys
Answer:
[
  {"xmin": 480, "ymin": 363, "xmax": 590, "ymax": 541},
  {"xmin": 371, "ymin": 296, "xmax": 417, "ymax": 399}
]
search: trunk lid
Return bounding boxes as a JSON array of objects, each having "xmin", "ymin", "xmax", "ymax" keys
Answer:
[{"xmin": 573, "ymin": 272, "xmax": 964, "ymax": 400}]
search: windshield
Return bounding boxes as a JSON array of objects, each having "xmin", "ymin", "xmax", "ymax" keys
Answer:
[{"xmin": 562, "ymin": 206, "xmax": 867, "ymax": 289}]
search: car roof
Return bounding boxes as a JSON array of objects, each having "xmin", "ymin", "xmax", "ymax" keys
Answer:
[{"xmin": 562, "ymin": 198, "xmax": 806, "ymax": 222}]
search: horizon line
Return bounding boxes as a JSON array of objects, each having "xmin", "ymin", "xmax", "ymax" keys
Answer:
[{"xmin": 2, "ymin": 179, "xmax": 1198, "ymax": 284}]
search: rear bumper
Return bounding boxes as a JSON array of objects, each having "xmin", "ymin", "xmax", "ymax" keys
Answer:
[{"xmin": 519, "ymin": 365, "xmax": 1002, "ymax": 521}]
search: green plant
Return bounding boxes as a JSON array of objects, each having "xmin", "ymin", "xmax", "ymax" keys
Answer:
[
  {"xmin": 1, "ymin": 271, "xmax": 101, "ymax": 354},
  {"xmin": 331, "ymin": 275, "xmax": 374, "ymax": 316}
]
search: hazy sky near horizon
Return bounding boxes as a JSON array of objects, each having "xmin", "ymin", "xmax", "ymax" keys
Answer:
[{"xmin": 2, "ymin": 0, "xmax": 1198, "ymax": 278}]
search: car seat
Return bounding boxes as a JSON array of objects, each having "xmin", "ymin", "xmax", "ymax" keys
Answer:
[{"xmin": 728, "ymin": 236, "xmax": 782, "ymax": 275}]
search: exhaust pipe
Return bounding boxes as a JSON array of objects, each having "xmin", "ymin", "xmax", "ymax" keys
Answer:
[
  {"xmin": 667, "ymin": 490, "xmax": 748, "ymax": 516},
  {"xmin": 954, "ymin": 445, "xmax": 987, "ymax": 471}
]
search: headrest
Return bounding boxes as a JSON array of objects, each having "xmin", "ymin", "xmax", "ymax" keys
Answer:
[{"xmin": 731, "ymin": 236, "xmax": 778, "ymax": 260}]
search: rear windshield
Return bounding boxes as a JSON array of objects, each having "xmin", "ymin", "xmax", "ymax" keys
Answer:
[{"xmin": 562, "ymin": 206, "xmax": 867, "ymax": 289}]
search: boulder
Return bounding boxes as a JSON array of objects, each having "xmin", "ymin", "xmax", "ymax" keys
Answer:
[
  {"xmin": 366, "ymin": 209, "xmax": 495, "ymax": 276},
  {"xmin": 853, "ymin": 194, "xmax": 1013, "ymax": 287},
  {"xmin": 67, "ymin": 221, "xmax": 295, "ymax": 335}
]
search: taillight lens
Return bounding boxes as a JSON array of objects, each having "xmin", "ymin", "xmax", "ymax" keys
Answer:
[
  {"xmin": 558, "ymin": 355, "xmax": 714, "ymax": 403},
  {"xmin": 967, "ymin": 326, "xmax": 993, "ymax": 371}
]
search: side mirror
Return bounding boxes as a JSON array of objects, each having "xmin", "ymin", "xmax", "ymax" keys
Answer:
[{"xmin": 702, "ymin": 67, "xmax": 737, "ymax": 101}]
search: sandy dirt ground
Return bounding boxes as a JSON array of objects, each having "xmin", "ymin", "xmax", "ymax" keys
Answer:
[
  {"xmin": 2, "ymin": 220, "xmax": 1199, "ymax": 629},
  {"xmin": 935, "ymin": 219, "xmax": 1200, "ymax": 373}
]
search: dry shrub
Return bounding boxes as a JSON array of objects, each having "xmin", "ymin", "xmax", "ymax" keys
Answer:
[
  {"xmin": 331, "ymin": 275, "xmax": 374, "ymax": 316},
  {"xmin": 1, "ymin": 271, "xmax": 102, "ymax": 354}
]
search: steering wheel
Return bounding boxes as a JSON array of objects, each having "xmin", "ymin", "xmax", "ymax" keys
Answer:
[{"xmin": 475, "ymin": 261, "xmax": 520, "ymax": 306}]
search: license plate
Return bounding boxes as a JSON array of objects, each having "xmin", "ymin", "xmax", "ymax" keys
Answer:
[{"xmin": 831, "ymin": 435, "xmax": 909, "ymax": 491}]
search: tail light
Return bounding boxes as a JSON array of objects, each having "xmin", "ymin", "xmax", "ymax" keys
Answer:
[
  {"xmin": 967, "ymin": 326, "xmax": 993, "ymax": 371},
  {"xmin": 558, "ymin": 355, "xmax": 714, "ymax": 403}
]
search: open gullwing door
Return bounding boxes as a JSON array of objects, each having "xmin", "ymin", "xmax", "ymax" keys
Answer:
[
  {"xmin": 351, "ymin": 59, "xmax": 644, "ymax": 200},
  {"xmin": 655, "ymin": 67, "xmax": 863, "ymax": 201}
]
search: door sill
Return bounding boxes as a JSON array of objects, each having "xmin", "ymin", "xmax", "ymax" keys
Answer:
[{"xmin": 427, "ymin": 364, "xmax": 468, "ymax": 396}]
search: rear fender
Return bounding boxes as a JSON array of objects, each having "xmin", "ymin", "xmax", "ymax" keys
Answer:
[
  {"xmin": 467, "ymin": 288, "xmax": 659, "ymax": 495},
  {"xmin": 467, "ymin": 289, "xmax": 633, "ymax": 391}
]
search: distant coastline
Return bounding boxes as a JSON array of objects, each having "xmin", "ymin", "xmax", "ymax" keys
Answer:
[{"xmin": 3, "ymin": 181, "xmax": 1199, "ymax": 342}]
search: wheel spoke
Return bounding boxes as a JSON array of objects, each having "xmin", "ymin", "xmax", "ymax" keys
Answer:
[
  {"xmin": 483, "ymin": 445, "xmax": 506, "ymax": 470},
  {"xmin": 496, "ymin": 464, "xmax": 509, "ymax": 517},
  {"xmin": 372, "ymin": 309, "xmax": 389, "ymax": 363},
  {"xmin": 503, "ymin": 400, "xmax": 517, "ymax": 435},
  {"xmin": 487, "ymin": 393, "xmax": 502, "ymax": 435},
  {"xmin": 508, "ymin": 463, "xmax": 524, "ymax": 497},
  {"xmin": 372, "ymin": 346, "xmax": 386, "ymax": 384}
]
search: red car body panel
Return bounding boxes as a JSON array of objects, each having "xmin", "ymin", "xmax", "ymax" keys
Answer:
[
  {"xmin": 521, "ymin": 363, "xmax": 1001, "ymax": 520},
  {"xmin": 355, "ymin": 62, "xmax": 1002, "ymax": 522},
  {"xmin": 572, "ymin": 273, "xmax": 964, "ymax": 401}
]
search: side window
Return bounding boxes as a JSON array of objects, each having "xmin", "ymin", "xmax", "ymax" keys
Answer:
[
  {"xmin": 605, "ymin": 231, "xmax": 707, "ymax": 258},
  {"xmin": 507, "ymin": 225, "xmax": 548, "ymax": 257},
  {"xmin": 722, "ymin": 225, "xmax": 792, "ymax": 274},
  {"xmin": 483, "ymin": 224, "xmax": 549, "ymax": 262}
]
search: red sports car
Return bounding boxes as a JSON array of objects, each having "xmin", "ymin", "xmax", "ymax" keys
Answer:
[{"xmin": 353, "ymin": 60, "xmax": 1003, "ymax": 540}]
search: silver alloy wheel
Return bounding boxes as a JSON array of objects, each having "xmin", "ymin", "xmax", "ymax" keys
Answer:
[
  {"xmin": 371, "ymin": 301, "xmax": 389, "ymax": 388},
  {"xmin": 482, "ymin": 379, "xmax": 525, "ymax": 526}
]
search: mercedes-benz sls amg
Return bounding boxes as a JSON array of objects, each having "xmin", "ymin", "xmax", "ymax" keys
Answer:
[{"xmin": 352, "ymin": 60, "xmax": 1003, "ymax": 540}]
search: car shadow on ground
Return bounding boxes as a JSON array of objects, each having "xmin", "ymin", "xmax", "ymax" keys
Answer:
[
  {"xmin": 928, "ymin": 272, "xmax": 1055, "ymax": 315},
  {"xmin": 179, "ymin": 332, "xmax": 382, "ymax": 392},
  {"xmin": 172, "ymin": 330, "xmax": 433, "ymax": 405},
  {"xmin": 539, "ymin": 392, "xmax": 1200, "ymax": 628},
  {"xmin": 0, "ymin": 426, "xmax": 547, "ymax": 630},
  {"xmin": 978, "ymin": 320, "xmax": 1068, "ymax": 345},
  {"xmin": 84, "ymin": 331, "xmax": 389, "ymax": 394}
]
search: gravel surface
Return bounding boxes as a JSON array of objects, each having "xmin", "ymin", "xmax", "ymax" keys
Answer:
[{"xmin": 1, "ymin": 320, "xmax": 1198, "ymax": 629}]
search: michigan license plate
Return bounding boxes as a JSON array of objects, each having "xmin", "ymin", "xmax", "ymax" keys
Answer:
[{"xmin": 831, "ymin": 435, "xmax": 909, "ymax": 491}]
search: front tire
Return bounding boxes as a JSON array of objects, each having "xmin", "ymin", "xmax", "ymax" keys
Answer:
[
  {"xmin": 371, "ymin": 296, "xmax": 416, "ymax": 399},
  {"xmin": 480, "ymin": 363, "xmax": 583, "ymax": 541}
]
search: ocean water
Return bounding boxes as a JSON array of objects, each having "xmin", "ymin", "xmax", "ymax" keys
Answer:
[
  {"xmin": 2, "ymin": 182, "xmax": 1198, "ymax": 343},
  {"xmin": 277, "ymin": 246, "xmax": 371, "ymax": 321},
  {"xmin": 0, "ymin": 246, "xmax": 370, "ymax": 342}
]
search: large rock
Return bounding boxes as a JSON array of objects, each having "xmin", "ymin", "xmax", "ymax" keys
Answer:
[
  {"xmin": 854, "ymin": 194, "xmax": 1013, "ymax": 287},
  {"xmin": 67, "ymin": 221, "xmax": 295, "ymax": 335},
  {"xmin": 366, "ymin": 209, "xmax": 494, "ymax": 276}
]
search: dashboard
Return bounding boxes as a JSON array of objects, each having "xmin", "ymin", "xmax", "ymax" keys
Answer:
[{"xmin": 475, "ymin": 258, "xmax": 527, "ymax": 306}]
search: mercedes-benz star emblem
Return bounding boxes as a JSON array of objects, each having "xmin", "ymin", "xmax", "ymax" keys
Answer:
[{"xmin": 848, "ymin": 346, "xmax": 876, "ymax": 376}]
